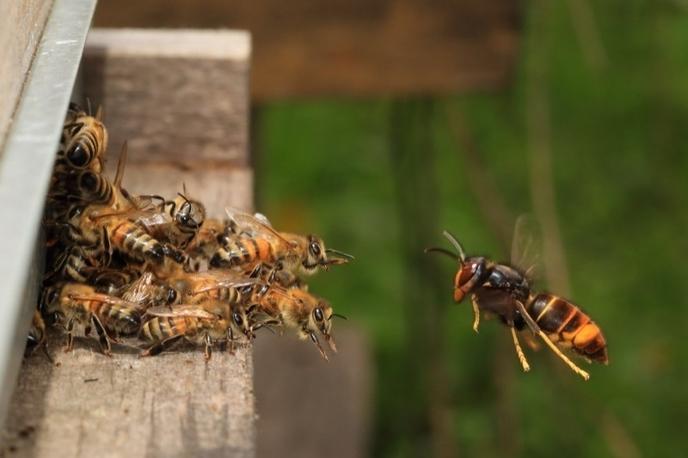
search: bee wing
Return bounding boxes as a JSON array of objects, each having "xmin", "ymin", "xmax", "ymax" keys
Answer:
[
  {"xmin": 68, "ymin": 293, "xmax": 139, "ymax": 310},
  {"xmin": 121, "ymin": 272, "xmax": 155, "ymax": 304},
  {"xmin": 253, "ymin": 212, "xmax": 273, "ymax": 227},
  {"xmin": 204, "ymin": 270, "xmax": 262, "ymax": 286},
  {"xmin": 225, "ymin": 207, "xmax": 291, "ymax": 246},
  {"xmin": 145, "ymin": 305, "xmax": 218, "ymax": 320},
  {"xmin": 135, "ymin": 211, "xmax": 170, "ymax": 232},
  {"xmin": 510, "ymin": 214, "xmax": 543, "ymax": 283}
]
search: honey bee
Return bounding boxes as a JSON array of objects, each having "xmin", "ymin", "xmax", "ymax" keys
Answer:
[
  {"xmin": 249, "ymin": 285, "xmax": 345, "ymax": 360},
  {"xmin": 428, "ymin": 223, "xmax": 608, "ymax": 381},
  {"xmin": 135, "ymin": 191, "xmax": 206, "ymax": 249},
  {"xmin": 42, "ymin": 283, "xmax": 142, "ymax": 355},
  {"xmin": 57, "ymin": 103, "xmax": 108, "ymax": 174},
  {"xmin": 139, "ymin": 301, "xmax": 246, "ymax": 360},
  {"xmin": 209, "ymin": 208, "xmax": 353, "ymax": 276}
]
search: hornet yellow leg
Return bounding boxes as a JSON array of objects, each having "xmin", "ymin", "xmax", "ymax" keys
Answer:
[
  {"xmin": 510, "ymin": 326, "xmax": 531, "ymax": 372},
  {"xmin": 470, "ymin": 294, "xmax": 480, "ymax": 333}
]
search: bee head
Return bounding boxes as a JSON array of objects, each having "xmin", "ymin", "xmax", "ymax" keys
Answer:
[
  {"xmin": 299, "ymin": 235, "xmax": 326, "ymax": 274},
  {"xmin": 306, "ymin": 299, "xmax": 348, "ymax": 358},
  {"xmin": 174, "ymin": 193, "xmax": 206, "ymax": 231},
  {"xmin": 230, "ymin": 306, "xmax": 252, "ymax": 339},
  {"xmin": 40, "ymin": 285, "xmax": 64, "ymax": 325},
  {"xmin": 300, "ymin": 235, "xmax": 353, "ymax": 274}
]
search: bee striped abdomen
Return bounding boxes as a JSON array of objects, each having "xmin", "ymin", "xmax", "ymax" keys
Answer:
[
  {"xmin": 77, "ymin": 171, "xmax": 112, "ymax": 204},
  {"xmin": 529, "ymin": 294, "xmax": 608, "ymax": 364},
  {"xmin": 97, "ymin": 302, "xmax": 141, "ymax": 335},
  {"xmin": 111, "ymin": 221, "xmax": 164, "ymax": 263},
  {"xmin": 142, "ymin": 316, "xmax": 181, "ymax": 341},
  {"xmin": 141, "ymin": 316, "xmax": 198, "ymax": 342}
]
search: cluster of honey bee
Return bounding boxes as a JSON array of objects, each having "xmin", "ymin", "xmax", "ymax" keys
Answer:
[
  {"xmin": 428, "ymin": 218, "xmax": 609, "ymax": 380},
  {"xmin": 29, "ymin": 103, "xmax": 353, "ymax": 361}
]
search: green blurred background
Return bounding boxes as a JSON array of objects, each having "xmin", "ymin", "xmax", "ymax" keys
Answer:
[
  {"xmin": 97, "ymin": 1, "xmax": 688, "ymax": 456},
  {"xmin": 254, "ymin": 5, "xmax": 687, "ymax": 458}
]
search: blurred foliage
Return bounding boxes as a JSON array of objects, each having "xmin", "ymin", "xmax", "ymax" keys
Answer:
[{"xmin": 255, "ymin": 1, "xmax": 688, "ymax": 457}]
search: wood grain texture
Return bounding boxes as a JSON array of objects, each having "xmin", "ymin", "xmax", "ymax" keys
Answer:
[
  {"xmin": 0, "ymin": 0, "xmax": 54, "ymax": 152},
  {"xmin": 4, "ymin": 28, "xmax": 255, "ymax": 457},
  {"xmin": 92, "ymin": 0, "xmax": 521, "ymax": 99},
  {"xmin": 81, "ymin": 29, "xmax": 250, "ymax": 165},
  {"xmin": 3, "ymin": 335, "xmax": 255, "ymax": 458},
  {"xmin": 253, "ymin": 326, "xmax": 372, "ymax": 458},
  {"xmin": 120, "ymin": 164, "xmax": 254, "ymax": 218}
]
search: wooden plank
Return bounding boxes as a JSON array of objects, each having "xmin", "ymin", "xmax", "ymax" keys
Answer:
[
  {"xmin": 3, "ymin": 335, "xmax": 255, "ymax": 457},
  {"xmin": 82, "ymin": 29, "xmax": 250, "ymax": 166},
  {"xmin": 91, "ymin": 0, "xmax": 521, "ymax": 99},
  {"xmin": 121, "ymin": 164, "xmax": 253, "ymax": 218},
  {"xmin": 253, "ymin": 326, "xmax": 372, "ymax": 458},
  {"xmin": 0, "ymin": 0, "xmax": 54, "ymax": 152},
  {"xmin": 3, "ymin": 29, "xmax": 255, "ymax": 457}
]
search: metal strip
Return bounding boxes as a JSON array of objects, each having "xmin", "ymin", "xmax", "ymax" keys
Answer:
[{"xmin": 0, "ymin": 0, "xmax": 97, "ymax": 425}]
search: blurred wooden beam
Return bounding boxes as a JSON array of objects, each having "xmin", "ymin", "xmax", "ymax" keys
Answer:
[{"xmin": 93, "ymin": 0, "xmax": 521, "ymax": 100}]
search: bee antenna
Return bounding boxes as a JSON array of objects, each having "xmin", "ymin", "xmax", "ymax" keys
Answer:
[
  {"xmin": 442, "ymin": 230, "xmax": 466, "ymax": 262},
  {"xmin": 330, "ymin": 313, "xmax": 347, "ymax": 321},
  {"xmin": 86, "ymin": 98, "xmax": 93, "ymax": 116},
  {"xmin": 325, "ymin": 249, "xmax": 355, "ymax": 260},
  {"xmin": 95, "ymin": 105, "xmax": 104, "ymax": 121},
  {"xmin": 424, "ymin": 247, "xmax": 457, "ymax": 260}
]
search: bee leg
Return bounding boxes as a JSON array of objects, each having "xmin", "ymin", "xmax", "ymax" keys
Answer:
[
  {"xmin": 470, "ymin": 294, "xmax": 480, "ymax": 333},
  {"xmin": 64, "ymin": 319, "xmax": 75, "ymax": 352},
  {"xmin": 309, "ymin": 332, "xmax": 328, "ymax": 361},
  {"xmin": 91, "ymin": 315, "xmax": 112, "ymax": 356},
  {"xmin": 226, "ymin": 328, "xmax": 235, "ymax": 355},
  {"xmin": 509, "ymin": 326, "xmax": 530, "ymax": 372},
  {"xmin": 140, "ymin": 334, "xmax": 184, "ymax": 357},
  {"xmin": 204, "ymin": 334, "xmax": 212, "ymax": 362},
  {"xmin": 514, "ymin": 300, "xmax": 590, "ymax": 381}
]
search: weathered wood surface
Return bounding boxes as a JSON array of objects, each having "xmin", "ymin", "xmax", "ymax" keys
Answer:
[
  {"xmin": 3, "ymin": 29, "xmax": 255, "ymax": 457},
  {"xmin": 0, "ymin": 0, "xmax": 54, "ymax": 152},
  {"xmin": 253, "ymin": 326, "xmax": 372, "ymax": 458},
  {"xmin": 92, "ymin": 0, "xmax": 521, "ymax": 99},
  {"xmin": 82, "ymin": 29, "xmax": 250, "ymax": 166},
  {"xmin": 3, "ymin": 336, "xmax": 255, "ymax": 458}
]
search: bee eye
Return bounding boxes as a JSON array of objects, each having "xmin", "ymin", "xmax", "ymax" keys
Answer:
[
  {"xmin": 50, "ymin": 311, "xmax": 61, "ymax": 324},
  {"xmin": 314, "ymin": 307, "xmax": 324, "ymax": 322},
  {"xmin": 232, "ymin": 312, "xmax": 243, "ymax": 327},
  {"xmin": 67, "ymin": 144, "xmax": 89, "ymax": 167},
  {"xmin": 167, "ymin": 289, "xmax": 177, "ymax": 304},
  {"xmin": 67, "ymin": 205, "xmax": 82, "ymax": 219},
  {"xmin": 310, "ymin": 242, "xmax": 321, "ymax": 256},
  {"xmin": 47, "ymin": 289, "xmax": 58, "ymax": 305}
]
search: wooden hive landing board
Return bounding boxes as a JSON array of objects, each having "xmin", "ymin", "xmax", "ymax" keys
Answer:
[{"xmin": 3, "ymin": 29, "xmax": 255, "ymax": 457}]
